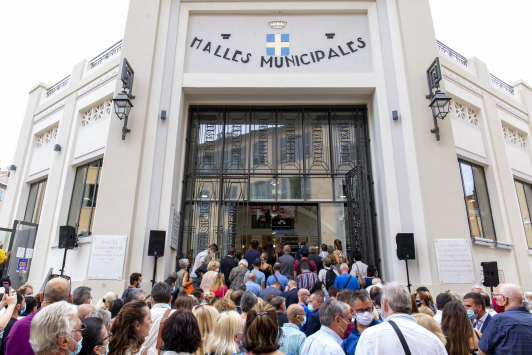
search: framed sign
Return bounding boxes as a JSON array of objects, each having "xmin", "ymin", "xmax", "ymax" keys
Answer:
[
  {"xmin": 87, "ymin": 235, "xmax": 127, "ymax": 280},
  {"xmin": 434, "ymin": 239, "xmax": 475, "ymax": 284}
]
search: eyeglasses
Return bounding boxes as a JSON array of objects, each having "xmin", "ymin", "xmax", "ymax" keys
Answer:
[
  {"xmin": 103, "ymin": 332, "xmax": 113, "ymax": 341},
  {"xmin": 353, "ymin": 307, "xmax": 373, "ymax": 314},
  {"xmin": 72, "ymin": 324, "xmax": 87, "ymax": 335},
  {"xmin": 493, "ymin": 294, "xmax": 509, "ymax": 299},
  {"xmin": 49, "ymin": 274, "xmax": 71, "ymax": 282}
]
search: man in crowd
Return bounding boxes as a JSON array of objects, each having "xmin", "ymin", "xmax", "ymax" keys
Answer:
[
  {"xmin": 0, "ymin": 291, "xmax": 24, "ymax": 355},
  {"xmin": 281, "ymin": 280, "xmax": 299, "ymax": 308},
  {"xmin": 29, "ymin": 301, "xmax": 82, "ymax": 355},
  {"xmin": 308, "ymin": 246, "xmax": 323, "ymax": 272},
  {"xmin": 296, "ymin": 239, "xmax": 309, "ymax": 261},
  {"xmin": 122, "ymin": 272, "xmax": 142, "ymax": 298},
  {"xmin": 245, "ymin": 273, "xmax": 262, "ymax": 296},
  {"xmin": 76, "ymin": 304, "xmax": 95, "ymax": 321},
  {"xmin": 334, "ymin": 263, "xmax": 360, "ymax": 291},
  {"xmin": 191, "ymin": 288, "xmax": 204, "ymax": 304},
  {"xmin": 433, "ymin": 292, "xmax": 453, "ymax": 326},
  {"xmin": 7, "ymin": 277, "xmax": 72, "ymax": 355},
  {"xmin": 220, "ymin": 247, "xmax": 238, "ymax": 288},
  {"xmin": 267, "ymin": 263, "xmax": 289, "ymax": 290},
  {"xmin": 300, "ymin": 300, "xmax": 351, "ymax": 355},
  {"xmin": 191, "ymin": 243, "xmax": 218, "ymax": 288},
  {"xmin": 244, "ymin": 259, "xmax": 266, "ymax": 289},
  {"xmin": 296, "ymin": 262, "xmax": 319, "ymax": 291},
  {"xmin": 342, "ymin": 290, "xmax": 381, "ymax": 355},
  {"xmin": 365, "ymin": 278, "xmax": 382, "ymax": 293},
  {"xmin": 259, "ymin": 281, "xmax": 282, "ymax": 301},
  {"xmin": 231, "ymin": 290, "xmax": 244, "ymax": 314},
  {"xmin": 481, "ymin": 292, "xmax": 497, "ymax": 316},
  {"xmin": 123, "ymin": 287, "xmax": 146, "ymax": 304},
  {"xmin": 144, "ymin": 282, "xmax": 174, "ymax": 347},
  {"xmin": 471, "ymin": 283, "xmax": 486, "ymax": 293},
  {"xmin": 298, "ymin": 288, "xmax": 312, "ymax": 319},
  {"xmin": 355, "ymin": 282, "xmax": 447, "ymax": 354},
  {"xmin": 270, "ymin": 296, "xmax": 288, "ymax": 326},
  {"xmin": 350, "ymin": 251, "xmax": 367, "ymax": 279},
  {"xmin": 306, "ymin": 293, "xmax": 324, "ymax": 336},
  {"xmin": 279, "ymin": 304, "xmax": 307, "ymax": 355},
  {"xmin": 294, "ymin": 250, "xmax": 317, "ymax": 278},
  {"xmin": 72, "ymin": 286, "xmax": 92, "ymax": 306},
  {"xmin": 328, "ymin": 286, "xmax": 340, "ymax": 301},
  {"xmin": 478, "ymin": 283, "xmax": 532, "ymax": 355},
  {"xmin": 279, "ymin": 245, "xmax": 296, "ymax": 280},
  {"xmin": 463, "ymin": 292, "xmax": 492, "ymax": 333}
]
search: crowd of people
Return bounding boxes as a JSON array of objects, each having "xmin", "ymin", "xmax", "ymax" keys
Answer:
[{"xmin": 1, "ymin": 238, "xmax": 532, "ymax": 355}]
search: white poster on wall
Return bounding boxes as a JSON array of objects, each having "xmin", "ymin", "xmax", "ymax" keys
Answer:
[
  {"xmin": 171, "ymin": 208, "xmax": 180, "ymax": 250},
  {"xmin": 434, "ymin": 239, "xmax": 476, "ymax": 284},
  {"xmin": 87, "ymin": 235, "xmax": 127, "ymax": 280}
]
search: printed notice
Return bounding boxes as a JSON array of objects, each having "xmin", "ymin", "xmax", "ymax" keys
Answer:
[
  {"xmin": 87, "ymin": 236, "xmax": 127, "ymax": 280},
  {"xmin": 16, "ymin": 247, "xmax": 25, "ymax": 258},
  {"xmin": 434, "ymin": 239, "xmax": 475, "ymax": 284},
  {"xmin": 25, "ymin": 248, "xmax": 34, "ymax": 259},
  {"xmin": 17, "ymin": 259, "xmax": 28, "ymax": 273},
  {"xmin": 171, "ymin": 208, "xmax": 179, "ymax": 250}
]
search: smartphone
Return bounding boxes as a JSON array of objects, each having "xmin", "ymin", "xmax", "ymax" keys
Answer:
[{"xmin": 2, "ymin": 282, "xmax": 9, "ymax": 295}]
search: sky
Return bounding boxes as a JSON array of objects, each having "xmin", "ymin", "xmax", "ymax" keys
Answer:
[{"xmin": 0, "ymin": 0, "xmax": 531, "ymax": 171}]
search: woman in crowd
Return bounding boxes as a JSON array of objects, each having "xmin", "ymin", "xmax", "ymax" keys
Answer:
[
  {"xmin": 412, "ymin": 313, "xmax": 446, "ymax": 346},
  {"xmin": 240, "ymin": 291, "xmax": 258, "ymax": 325},
  {"xmin": 364, "ymin": 265, "xmax": 378, "ymax": 289},
  {"xmin": 210, "ymin": 272, "xmax": 228, "ymax": 298},
  {"xmin": 176, "ymin": 258, "xmax": 190, "ymax": 294},
  {"xmin": 109, "ymin": 300, "xmax": 157, "ymax": 355},
  {"xmin": 275, "ymin": 242, "xmax": 285, "ymax": 259},
  {"xmin": 204, "ymin": 292, "xmax": 219, "ymax": 306},
  {"xmin": 441, "ymin": 301, "xmax": 481, "ymax": 355},
  {"xmin": 214, "ymin": 299, "xmax": 237, "ymax": 313},
  {"xmin": 332, "ymin": 239, "xmax": 348, "ymax": 266},
  {"xmin": 445, "ymin": 289, "xmax": 463, "ymax": 303},
  {"xmin": 192, "ymin": 304, "xmax": 220, "ymax": 355},
  {"xmin": 95, "ymin": 292, "xmax": 118, "ymax": 311},
  {"xmin": 224, "ymin": 288, "xmax": 234, "ymax": 301},
  {"xmin": 80, "ymin": 317, "xmax": 110, "ymax": 355},
  {"xmin": 260, "ymin": 253, "xmax": 273, "ymax": 280},
  {"xmin": 161, "ymin": 309, "xmax": 202, "ymax": 355},
  {"xmin": 417, "ymin": 291, "xmax": 436, "ymax": 313},
  {"xmin": 205, "ymin": 310, "xmax": 243, "ymax": 355},
  {"xmin": 265, "ymin": 241, "xmax": 278, "ymax": 266},
  {"xmin": 182, "ymin": 260, "xmax": 194, "ymax": 294},
  {"xmin": 196, "ymin": 253, "xmax": 219, "ymax": 286},
  {"xmin": 326, "ymin": 245, "xmax": 335, "ymax": 263},
  {"xmin": 17, "ymin": 284, "xmax": 33, "ymax": 296},
  {"xmin": 243, "ymin": 240, "xmax": 262, "ymax": 268},
  {"xmin": 419, "ymin": 305, "xmax": 435, "ymax": 317},
  {"xmin": 110, "ymin": 299, "xmax": 124, "ymax": 319},
  {"xmin": 229, "ymin": 259, "xmax": 249, "ymax": 289},
  {"xmin": 318, "ymin": 257, "xmax": 331, "ymax": 283},
  {"xmin": 174, "ymin": 294, "xmax": 195, "ymax": 311},
  {"xmin": 20, "ymin": 295, "xmax": 37, "ymax": 316},
  {"xmin": 410, "ymin": 294, "xmax": 419, "ymax": 314},
  {"xmin": 319, "ymin": 244, "xmax": 329, "ymax": 258},
  {"xmin": 200, "ymin": 260, "xmax": 221, "ymax": 293},
  {"xmin": 236, "ymin": 306, "xmax": 285, "ymax": 355}
]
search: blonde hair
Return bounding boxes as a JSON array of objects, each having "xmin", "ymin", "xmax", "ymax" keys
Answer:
[
  {"xmin": 95, "ymin": 292, "xmax": 119, "ymax": 311},
  {"xmin": 419, "ymin": 305, "xmax": 435, "ymax": 317},
  {"xmin": 205, "ymin": 311, "xmax": 242, "ymax": 355},
  {"xmin": 204, "ymin": 292, "xmax": 219, "ymax": 305},
  {"xmin": 224, "ymin": 288, "xmax": 234, "ymax": 300},
  {"xmin": 208, "ymin": 260, "xmax": 220, "ymax": 271},
  {"xmin": 214, "ymin": 299, "xmax": 237, "ymax": 313},
  {"xmin": 255, "ymin": 297, "xmax": 265, "ymax": 311},
  {"xmin": 445, "ymin": 290, "xmax": 463, "ymax": 303},
  {"xmin": 412, "ymin": 313, "xmax": 446, "ymax": 346},
  {"xmin": 17, "ymin": 284, "xmax": 34, "ymax": 295},
  {"xmin": 207, "ymin": 253, "xmax": 218, "ymax": 263},
  {"xmin": 418, "ymin": 291, "xmax": 434, "ymax": 307},
  {"xmin": 210, "ymin": 273, "xmax": 225, "ymax": 292},
  {"xmin": 192, "ymin": 305, "xmax": 220, "ymax": 355}
]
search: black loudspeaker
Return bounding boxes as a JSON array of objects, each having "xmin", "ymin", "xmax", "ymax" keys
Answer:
[
  {"xmin": 481, "ymin": 261, "xmax": 499, "ymax": 287},
  {"xmin": 59, "ymin": 226, "xmax": 77, "ymax": 249},
  {"xmin": 396, "ymin": 233, "xmax": 415, "ymax": 260},
  {"xmin": 148, "ymin": 230, "xmax": 165, "ymax": 256}
]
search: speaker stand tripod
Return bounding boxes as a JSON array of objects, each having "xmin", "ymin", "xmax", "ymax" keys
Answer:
[
  {"xmin": 404, "ymin": 259, "xmax": 412, "ymax": 293},
  {"xmin": 59, "ymin": 248, "xmax": 68, "ymax": 277},
  {"xmin": 151, "ymin": 252, "xmax": 159, "ymax": 288}
]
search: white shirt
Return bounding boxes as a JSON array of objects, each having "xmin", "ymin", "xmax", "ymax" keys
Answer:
[
  {"xmin": 125, "ymin": 346, "xmax": 158, "ymax": 355},
  {"xmin": 350, "ymin": 261, "xmax": 368, "ymax": 278},
  {"xmin": 433, "ymin": 309, "xmax": 443, "ymax": 326},
  {"xmin": 318, "ymin": 266, "xmax": 329, "ymax": 283},
  {"xmin": 366, "ymin": 284, "xmax": 383, "ymax": 293},
  {"xmin": 143, "ymin": 303, "xmax": 175, "ymax": 347},
  {"xmin": 486, "ymin": 308, "xmax": 497, "ymax": 317},
  {"xmin": 301, "ymin": 325, "xmax": 345, "ymax": 355},
  {"xmin": 474, "ymin": 312, "xmax": 489, "ymax": 330},
  {"xmin": 191, "ymin": 249, "xmax": 209, "ymax": 278},
  {"xmin": 355, "ymin": 313, "xmax": 447, "ymax": 355}
]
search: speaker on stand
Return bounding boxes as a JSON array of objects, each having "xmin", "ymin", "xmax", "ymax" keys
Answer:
[
  {"xmin": 148, "ymin": 231, "xmax": 165, "ymax": 287},
  {"xmin": 58, "ymin": 226, "xmax": 78, "ymax": 277},
  {"xmin": 396, "ymin": 233, "xmax": 415, "ymax": 293},
  {"xmin": 481, "ymin": 261, "xmax": 499, "ymax": 298}
]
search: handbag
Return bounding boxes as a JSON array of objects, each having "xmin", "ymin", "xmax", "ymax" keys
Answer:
[
  {"xmin": 389, "ymin": 321, "xmax": 412, "ymax": 355},
  {"xmin": 183, "ymin": 272, "xmax": 194, "ymax": 294}
]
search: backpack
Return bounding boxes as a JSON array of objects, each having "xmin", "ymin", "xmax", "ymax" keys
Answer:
[{"xmin": 325, "ymin": 265, "xmax": 340, "ymax": 289}]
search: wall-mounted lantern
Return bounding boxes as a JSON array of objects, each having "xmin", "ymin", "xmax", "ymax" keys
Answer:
[
  {"xmin": 112, "ymin": 58, "xmax": 135, "ymax": 140},
  {"xmin": 426, "ymin": 57, "xmax": 452, "ymax": 141}
]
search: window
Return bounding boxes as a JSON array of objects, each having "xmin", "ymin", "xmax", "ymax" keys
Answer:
[
  {"xmin": 67, "ymin": 159, "xmax": 103, "ymax": 237},
  {"xmin": 514, "ymin": 180, "xmax": 532, "ymax": 248},
  {"xmin": 24, "ymin": 180, "xmax": 47, "ymax": 224},
  {"xmin": 458, "ymin": 160, "xmax": 496, "ymax": 240}
]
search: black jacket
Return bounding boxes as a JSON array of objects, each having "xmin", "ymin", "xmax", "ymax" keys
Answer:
[
  {"xmin": 308, "ymin": 254, "xmax": 324, "ymax": 272},
  {"xmin": 277, "ymin": 312, "xmax": 288, "ymax": 327},
  {"xmin": 306, "ymin": 308, "xmax": 321, "ymax": 337},
  {"xmin": 280, "ymin": 288, "xmax": 299, "ymax": 308},
  {"xmin": 220, "ymin": 255, "xmax": 238, "ymax": 287}
]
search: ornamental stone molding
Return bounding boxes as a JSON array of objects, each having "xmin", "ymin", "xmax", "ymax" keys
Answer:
[
  {"xmin": 36, "ymin": 126, "xmax": 58, "ymax": 148},
  {"xmin": 81, "ymin": 100, "xmax": 112, "ymax": 127},
  {"xmin": 449, "ymin": 101, "xmax": 478, "ymax": 125},
  {"xmin": 33, "ymin": 100, "xmax": 66, "ymax": 123},
  {"xmin": 442, "ymin": 68, "xmax": 483, "ymax": 97},
  {"xmin": 77, "ymin": 69, "xmax": 119, "ymax": 98},
  {"xmin": 502, "ymin": 124, "xmax": 526, "ymax": 148},
  {"xmin": 495, "ymin": 99, "xmax": 528, "ymax": 122}
]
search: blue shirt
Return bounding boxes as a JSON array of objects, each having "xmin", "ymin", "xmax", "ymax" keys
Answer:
[
  {"xmin": 341, "ymin": 318, "xmax": 382, "ymax": 355},
  {"xmin": 259, "ymin": 286, "xmax": 282, "ymax": 301},
  {"xmin": 334, "ymin": 273, "xmax": 360, "ymax": 291},
  {"xmin": 121, "ymin": 286, "xmax": 133, "ymax": 298},
  {"xmin": 267, "ymin": 272, "xmax": 289, "ymax": 290},
  {"xmin": 245, "ymin": 281, "xmax": 262, "ymax": 296},
  {"xmin": 279, "ymin": 323, "xmax": 307, "ymax": 355},
  {"xmin": 244, "ymin": 269, "xmax": 266, "ymax": 286},
  {"xmin": 478, "ymin": 306, "xmax": 532, "ymax": 355},
  {"xmin": 296, "ymin": 246, "xmax": 309, "ymax": 261}
]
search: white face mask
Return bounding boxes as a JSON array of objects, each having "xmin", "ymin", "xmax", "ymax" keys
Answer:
[{"xmin": 355, "ymin": 311, "xmax": 375, "ymax": 326}]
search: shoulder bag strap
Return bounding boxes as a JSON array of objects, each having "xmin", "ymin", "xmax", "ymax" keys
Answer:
[
  {"xmin": 388, "ymin": 321, "xmax": 412, "ymax": 355},
  {"xmin": 344, "ymin": 275, "xmax": 353, "ymax": 289},
  {"xmin": 231, "ymin": 267, "xmax": 246, "ymax": 282},
  {"xmin": 141, "ymin": 347, "xmax": 149, "ymax": 355},
  {"xmin": 273, "ymin": 272, "xmax": 279, "ymax": 282},
  {"xmin": 156, "ymin": 309, "xmax": 172, "ymax": 354}
]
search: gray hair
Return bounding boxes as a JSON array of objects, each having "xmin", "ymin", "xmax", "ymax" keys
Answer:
[
  {"xmin": 270, "ymin": 296, "xmax": 285, "ymax": 311},
  {"xmin": 179, "ymin": 258, "xmax": 189, "ymax": 269},
  {"xmin": 524, "ymin": 292, "xmax": 532, "ymax": 297},
  {"xmin": 123, "ymin": 288, "xmax": 145, "ymax": 305},
  {"xmin": 472, "ymin": 284, "xmax": 486, "ymax": 292},
  {"xmin": 382, "ymin": 282, "xmax": 411, "ymax": 314},
  {"xmin": 238, "ymin": 259, "xmax": 248, "ymax": 268},
  {"xmin": 151, "ymin": 282, "xmax": 171, "ymax": 304},
  {"xmin": 87, "ymin": 310, "xmax": 112, "ymax": 330},
  {"xmin": 30, "ymin": 301, "xmax": 78, "ymax": 354},
  {"xmin": 240, "ymin": 291, "xmax": 258, "ymax": 312},
  {"xmin": 72, "ymin": 286, "xmax": 91, "ymax": 306},
  {"xmin": 319, "ymin": 299, "xmax": 350, "ymax": 326},
  {"xmin": 340, "ymin": 263, "xmax": 349, "ymax": 270}
]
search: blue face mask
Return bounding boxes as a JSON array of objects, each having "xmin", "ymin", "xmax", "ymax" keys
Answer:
[
  {"xmin": 377, "ymin": 308, "xmax": 385, "ymax": 321},
  {"xmin": 323, "ymin": 288, "xmax": 329, "ymax": 296},
  {"xmin": 305, "ymin": 298, "xmax": 309, "ymax": 305},
  {"xmin": 416, "ymin": 301, "xmax": 421, "ymax": 308},
  {"xmin": 19, "ymin": 303, "xmax": 26, "ymax": 315},
  {"xmin": 105, "ymin": 344, "xmax": 109, "ymax": 354},
  {"xmin": 467, "ymin": 309, "xmax": 478, "ymax": 320},
  {"xmin": 137, "ymin": 282, "xmax": 143, "ymax": 288},
  {"xmin": 308, "ymin": 304, "xmax": 314, "ymax": 312},
  {"xmin": 68, "ymin": 336, "xmax": 83, "ymax": 355},
  {"xmin": 299, "ymin": 315, "xmax": 307, "ymax": 327}
]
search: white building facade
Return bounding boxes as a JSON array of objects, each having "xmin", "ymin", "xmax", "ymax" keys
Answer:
[{"xmin": 2, "ymin": 0, "xmax": 532, "ymax": 300}]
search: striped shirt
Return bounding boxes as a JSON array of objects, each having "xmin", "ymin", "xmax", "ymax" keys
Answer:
[{"xmin": 296, "ymin": 270, "xmax": 318, "ymax": 290}]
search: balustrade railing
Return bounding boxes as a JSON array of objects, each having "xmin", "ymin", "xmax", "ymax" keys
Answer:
[
  {"xmin": 436, "ymin": 40, "xmax": 468, "ymax": 66},
  {"xmin": 490, "ymin": 74, "xmax": 514, "ymax": 95},
  {"xmin": 45, "ymin": 76, "xmax": 70, "ymax": 98},
  {"xmin": 90, "ymin": 40, "xmax": 123, "ymax": 69}
]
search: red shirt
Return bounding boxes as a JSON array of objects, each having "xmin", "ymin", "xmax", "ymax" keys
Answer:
[
  {"xmin": 293, "ymin": 258, "xmax": 317, "ymax": 272},
  {"xmin": 211, "ymin": 285, "xmax": 228, "ymax": 298}
]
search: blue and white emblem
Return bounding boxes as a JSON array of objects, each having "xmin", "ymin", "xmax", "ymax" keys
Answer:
[{"xmin": 266, "ymin": 34, "xmax": 289, "ymax": 56}]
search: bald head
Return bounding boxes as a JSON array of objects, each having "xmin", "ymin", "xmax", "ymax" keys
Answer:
[
  {"xmin": 496, "ymin": 283, "xmax": 523, "ymax": 308},
  {"xmin": 287, "ymin": 304, "xmax": 304, "ymax": 320},
  {"xmin": 283, "ymin": 245, "xmax": 291, "ymax": 254},
  {"xmin": 287, "ymin": 280, "xmax": 297, "ymax": 289},
  {"xmin": 339, "ymin": 263, "xmax": 349, "ymax": 273},
  {"xmin": 43, "ymin": 277, "xmax": 72, "ymax": 303},
  {"xmin": 247, "ymin": 273, "xmax": 256, "ymax": 282},
  {"xmin": 77, "ymin": 304, "xmax": 95, "ymax": 320}
]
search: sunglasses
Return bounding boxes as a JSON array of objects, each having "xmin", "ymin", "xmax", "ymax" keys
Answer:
[{"xmin": 49, "ymin": 274, "xmax": 71, "ymax": 282}]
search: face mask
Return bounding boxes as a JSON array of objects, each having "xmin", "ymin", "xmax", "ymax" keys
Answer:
[
  {"xmin": 525, "ymin": 300, "xmax": 531, "ymax": 304},
  {"xmin": 137, "ymin": 282, "xmax": 143, "ymax": 288},
  {"xmin": 344, "ymin": 321, "xmax": 354, "ymax": 339},
  {"xmin": 376, "ymin": 308, "xmax": 383, "ymax": 319},
  {"xmin": 323, "ymin": 288, "xmax": 329, "ymax": 296},
  {"xmin": 172, "ymin": 285, "xmax": 177, "ymax": 293},
  {"xmin": 19, "ymin": 303, "xmax": 26, "ymax": 315},
  {"xmin": 356, "ymin": 311, "xmax": 375, "ymax": 326},
  {"xmin": 308, "ymin": 304, "xmax": 314, "ymax": 312},
  {"xmin": 304, "ymin": 298, "xmax": 309, "ymax": 305},
  {"xmin": 200, "ymin": 299, "xmax": 205, "ymax": 304},
  {"xmin": 105, "ymin": 344, "xmax": 109, "ymax": 355},
  {"xmin": 68, "ymin": 336, "xmax": 83, "ymax": 355},
  {"xmin": 299, "ymin": 315, "xmax": 307, "ymax": 327},
  {"xmin": 337, "ymin": 317, "xmax": 351, "ymax": 340},
  {"xmin": 467, "ymin": 309, "xmax": 478, "ymax": 321},
  {"xmin": 215, "ymin": 268, "xmax": 220, "ymax": 272},
  {"xmin": 492, "ymin": 297, "xmax": 505, "ymax": 313},
  {"xmin": 416, "ymin": 301, "xmax": 421, "ymax": 308}
]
